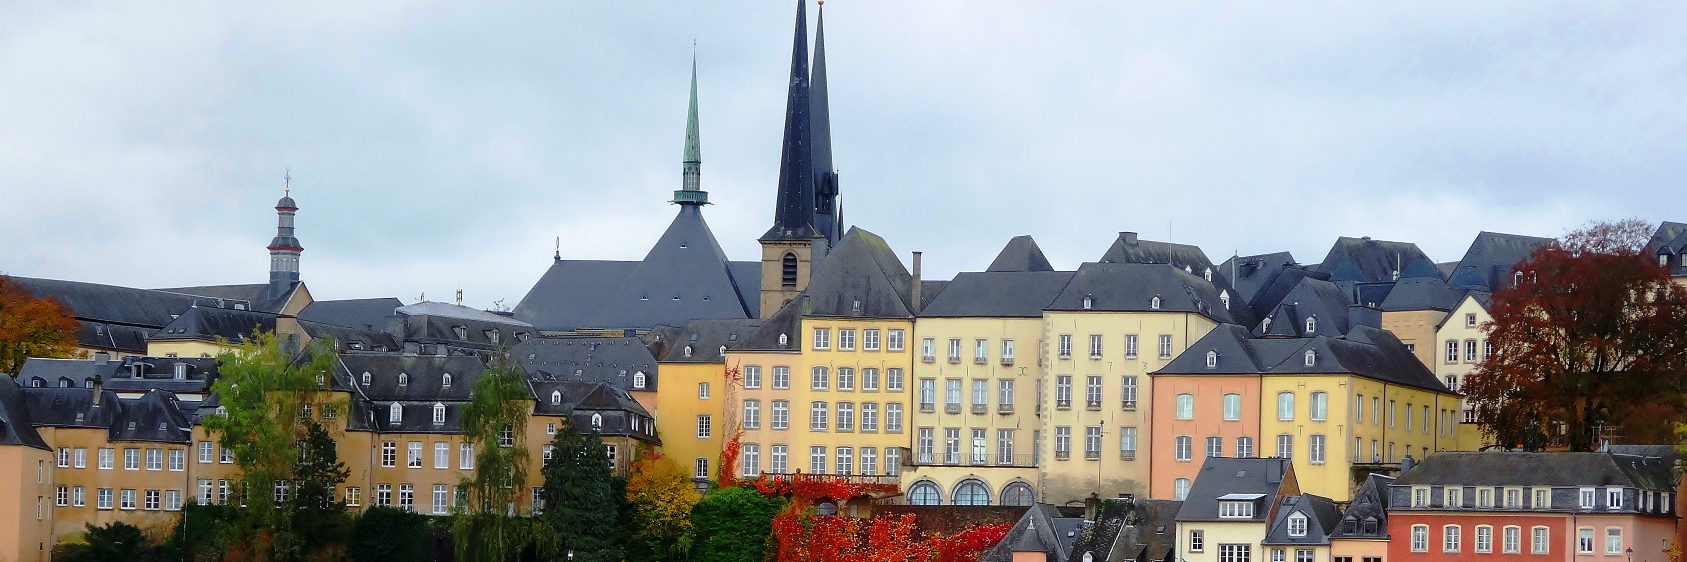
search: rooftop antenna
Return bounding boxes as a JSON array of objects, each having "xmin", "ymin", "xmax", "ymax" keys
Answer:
[
  {"xmin": 418, "ymin": 292, "xmax": 425, "ymax": 302},
  {"xmin": 283, "ymin": 166, "xmax": 291, "ymax": 196},
  {"xmin": 456, "ymin": 288, "xmax": 463, "ymax": 306},
  {"xmin": 554, "ymin": 236, "xmax": 561, "ymax": 261}
]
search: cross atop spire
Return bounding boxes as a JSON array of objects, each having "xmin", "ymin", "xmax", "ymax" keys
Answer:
[{"xmin": 283, "ymin": 166, "xmax": 291, "ymax": 196}]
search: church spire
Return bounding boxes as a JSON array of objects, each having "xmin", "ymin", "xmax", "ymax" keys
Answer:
[
  {"xmin": 673, "ymin": 54, "xmax": 708, "ymax": 206},
  {"xmin": 267, "ymin": 168, "xmax": 302, "ymax": 299},
  {"xmin": 810, "ymin": 1, "xmax": 840, "ymax": 243},
  {"xmin": 762, "ymin": 0, "xmax": 816, "ymax": 241}
]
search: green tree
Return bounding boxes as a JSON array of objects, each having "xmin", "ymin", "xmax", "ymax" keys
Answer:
[
  {"xmin": 688, "ymin": 486, "xmax": 782, "ymax": 562},
  {"xmin": 350, "ymin": 506, "xmax": 429, "ymax": 562},
  {"xmin": 539, "ymin": 421, "xmax": 621, "ymax": 562},
  {"xmin": 200, "ymin": 330, "xmax": 346, "ymax": 560},
  {"xmin": 452, "ymin": 359, "xmax": 550, "ymax": 561},
  {"xmin": 623, "ymin": 447, "xmax": 699, "ymax": 561},
  {"xmin": 56, "ymin": 521, "xmax": 156, "ymax": 562}
]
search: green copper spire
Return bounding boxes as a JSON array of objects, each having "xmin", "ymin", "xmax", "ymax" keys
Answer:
[{"xmin": 674, "ymin": 55, "xmax": 708, "ymax": 206}]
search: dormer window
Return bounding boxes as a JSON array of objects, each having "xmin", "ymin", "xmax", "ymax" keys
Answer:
[
  {"xmin": 1514, "ymin": 271, "xmax": 1524, "ymax": 287},
  {"xmin": 719, "ymin": 345, "xmax": 727, "ymax": 355},
  {"xmin": 633, "ymin": 371, "xmax": 646, "ymax": 389},
  {"xmin": 1150, "ymin": 296, "xmax": 1161, "ymax": 309},
  {"xmin": 173, "ymin": 363, "xmax": 188, "ymax": 380},
  {"xmin": 1662, "ymin": 252, "xmax": 1672, "ymax": 267},
  {"xmin": 1304, "ymin": 350, "xmax": 1317, "ymax": 366},
  {"xmin": 433, "ymin": 403, "xmax": 446, "ymax": 424},
  {"xmin": 488, "ymin": 330, "xmax": 500, "ymax": 344},
  {"xmin": 389, "ymin": 403, "xmax": 403, "ymax": 424},
  {"xmin": 216, "ymin": 406, "xmax": 227, "ymax": 416},
  {"xmin": 516, "ymin": 332, "xmax": 530, "ymax": 342},
  {"xmin": 1082, "ymin": 295, "xmax": 1093, "ymax": 310},
  {"xmin": 551, "ymin": 391, "xmax": 562, "ymax": 405},
  {"xmin": 1220, "ymin": 291, "xmax": 1230, "ymax": 310},
  {"xmin": 452, "ymin": 325, "xmax": 468, "ymax": 339},
  {"xmin": 1218, "ymin": 500, "xmax": 1255, "ymax": 518},
  {"xmin": 779, "ymin": 334, "xmax": 789, "ymax": 346},
  {"xmin": 1204, "ymin": 268, "xmax": 1213, "ymax": 282},
  {"xmin": 442, "ymin": 373, "xmax": 452, "ymax": 387},
  {"xmin": 361, "ymin": 372, "xmax": 371, "ymax": 386},
  {"xmin": 398, "ymin": 373, "xmax": 409, "ymax": 386},
  {"xmin": 1305, "ymin": 316, "xmax": 1317, "ymax": 333},
  {"xmin": 1205, "ymin": 351, "xmax": 1218, "ymax": 369},
  {"xmin": 127, "ymin": 422, "xmax": 136, "ymax": 431},
  {"xmin": 75, "ymin": 413, "xmax": 84, "ymax": 423},
  {"xmin": 316, "ymin": 375, "xmax": 325, "ymax": 389},
  {"xmin": 1262, "ymin": 317, "xmax": 1272, "ymax": 331},
  {"xmin": 683, "ymin": 346, "xmax": 693, "ymax": 358},
  {"xmin": 591, "ymin": 413, "xmax": 603, "ymax": 429},
  {"xmin": 1287, "ymin": 513, "xmax": 1308, "ymax": 537}
]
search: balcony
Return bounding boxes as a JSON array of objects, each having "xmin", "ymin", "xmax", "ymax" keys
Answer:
[
  {"xmin": 945, "ymin": 403, "xmax": 962, "ymax": 414},
  {"xmin": 909, "ymin": 453, "xmax": 1038, "ymax": 469},
  {"xmin": 948, "ymin": 355, "xmax": 961, "ymax": 364},
  {"xmin": 971, "ymin": 404, "xmax": 988, "ymax": 414},
  {"xmin": 751, "ymin": 472, "xmax": 902, "ymax": 489},
  {"xmin": 1086, "ymin": 400, "xmax": 1102, "ymax": 411},
  {"xmin": 1056, "ymin": 400, "xmax": 1072, "ymax": 410},
  {"xmin": 1001, "ymin": 356, "xmax": 1014, "ymax": 366},
  {"xmin": 1122, "ymin": 400, "xmax": 1137, "ymax": 411},
  {"xmin": 998, "ymin": 403, "xmax": 1014, "ymax": 414}
]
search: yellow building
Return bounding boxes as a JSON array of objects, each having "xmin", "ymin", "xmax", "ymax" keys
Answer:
[
  {"xmin": 1174, "ymin": 457, "xmax": 1299, "ymax": 562},
  {"xmin": 726, "ymin": 228, "xmax": 914, "ymax": 513},
  {"xmin": 1434, "ymin": 293, "xmax": 1495, "ymax": 449},
  {"xmin": 647, "ymin": 319, "xmax": 763, "ymax": 484}
]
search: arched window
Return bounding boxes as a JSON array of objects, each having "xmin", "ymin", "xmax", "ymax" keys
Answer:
[
  {"xmin": 551, "ymin": 391, "xmax": 562, "ymax": 405},
  {"xmin": 1205, "ymin": 268, "xmax": 1213, "ymax": 282},
  {"xmin": 361, "ymin": 372, "xmax": 371, "ymax": 385},
  {"xmin": 1000, "ymin": 482, "xmax": 1036, "ymax": 506},
  {"xmin": 1305, "ymin": 316, "xmax": 1317, "ymax": 333},
  {"xmin": 1173, "ymin": 478, "xmax": 1191, "ymax": 500},
  {"xmin": 952, "ymin": 480, "xmax": 991, "ymax": 505},
  {"xmin": 908, "ymin": 481, "xmax": 942, "ymax": 505},
  {"xmin": 1220, "ymin": 291, "xmax": 1230, "ymax": 309},
  {"xmin": 1082, "ymin": 295, "xmax": 1093, "ymax": 309},
  {"xmin": 1304, "ymin": 350, "xmax": 1317, "ymax": 366},
  {"xmin": 683, "ymin": 345, "xmax": 693, "ymax": 358},
  {"xmin": 433, "ymin": 403, "xmax": 446, "ymax": 424},
  {"xmin": 1205, "ymin": 351, "xmax": 1218, "ymax": 369},
  {"xmin": 632, "ymin": 372, "xmax": 646, "ymax": 389},
  {"xmin": 778, "ymin": 334, "xmax": 788, "ymax": 346},
  {"xmin": 591, "ymin": 413, "xmax": 603, "ymax": 429},
  {"xmin": 781, "ymin": 253, "xmax": 799, "ymax": 289},
  {"xmin": 1150, "ymin": 296, "xmax": 1161, "ymax": 309},
  {"xmin": 389, "ymin": 403, "xmax": 402, "ymax": 424},
  {"xmin": 398, "ymin": 373, "xmax": 409, "ymax": 386},
  {"xmin": 442, "ymin": 373, "xmax": 452, "ymax": 387}
]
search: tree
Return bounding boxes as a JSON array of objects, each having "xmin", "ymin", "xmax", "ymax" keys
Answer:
[
  {"xmin": 688, "ymin": 486, "xmax": 781, "ymax": 562},
  {"xmin": 623, "ymin": 447, "xmax": 699, "ymax": 561},
  {"xmin": 539, "ymin": 421, "xmax": 622, "ymax": 562},
  {"xmin": 1465, "ymin": 219, "xmax": 1687, "ymax": 450},
  {"xmin": 452, "ymin": 359, "xmax": 549, "ymax": 561},
  {"xmin": 350, "ymin": 506, "xmax": 429, "ymax": 562},
  {"xmin": 0, "ymin": 274, "xmax": 78, "ymax": 375},
  {"xmin": 200, "ymin": 329, "xmax": 345, "ymax": 560},
  {"xmin": 56, "ymin": 521, "xmax": 157, "ymax": 562}
]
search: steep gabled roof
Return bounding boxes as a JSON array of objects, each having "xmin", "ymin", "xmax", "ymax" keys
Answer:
[
  {"xmin": 735, "ymin": 296, "xmax": 804, "ymax": 352},
  {"xmin": 1159, "ymin": 325, "xmax": 1450, "ymax": 394},
  {"xmin": 0, "ymin": 377, "xmax": 50, "ymax": 450},
  {"xmin": 919, "ymin": 271, "xmax": 1073, "ymax": 318},
  {"xmin": 1262, "ymin": 494, "xmax": 1342, "ymax": 546},
  {"xmin": 512, "ymin": 260, "xmax": 639, "ymax": 330},
  {"xmin": 1378, "ymin": 277, "xmax": 1470, "ymax": 313},
  {"xmin": 801, "ymin": 226, "xmax": 916, "ymax": 318},
  {"xmin": 988, "ymin": 235, "xmax": 1056, "ymax": 272},
  {"xmin": 1218, "ymin": 252, "xmax": 1299, "ymax": 306},
  {"xmin": 643, "ymin": 318, "xmax": 765, "ymax": 363},
  {"xmin": 584, "ymin": 206, "xmax": 758, "ymax": 329},
  {"xmin": 1330, "ymin": 473, "xmax": 1394, "ymax": 540},
  {"xmin": 1046, "ymin": 262, "xmax": 1247, "ymax": 325},
  {"xmin": 1098, "ymin": 232, "xmax": 1214, "ymax": 275},
  {"xmin": 148, "ymin": 307, "xmax": 278, "ymax": 344},
  {"xmin": 1251, "ymin": 277, "xmax": 1354, "ymax": 338},
  {"xmin": 1446, "ymin": 232, "xmax": 1553, "ymax": 293},
  {"xmin": 510, "ymin": 336, "xmax": 659, "ymax": 392},
  {"xmin": 298, "ymin": 297, "xmax": 403, "ymax": 331},
  {"xmin": 1176, "ymin": 457, "xmax": 1296, "ymax": 522},
  {"xmin": 1313, "ymin": 237, "xmax": 1440, "ymax": 283}
]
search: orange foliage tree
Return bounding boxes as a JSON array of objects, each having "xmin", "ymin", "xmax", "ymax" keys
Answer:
[
  {"xmin": 769, "ymin": 512, "xmax": 1008, "ymax": 562},
  {"xmin": 0, "ymin": 275, "xmax": 79, "ymax": 375}
]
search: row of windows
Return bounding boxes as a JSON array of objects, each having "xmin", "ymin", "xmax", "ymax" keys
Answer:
[
  {"xmin": 922, "ymin": 338, "xmax": 1018, "ymax": 364},
  {"xmin": 1170, "ymin": 434, "xmax": 1326, "ymax": 463},
  {"xmin": 57, "ymin": 447, "xmax": 189, "ymax": 470},
  {"xmin": 1171, "ymin": 391, "xmax": 1330, "ymax": 422},
  {"xmin": 379, "ymin": 441, "xmax": 478, "ymax": 470},
  {"xmin": 1052, "ymin": 334, "xmax": 1174, "ymax": 360},
  {"xmin": 55, "ymin": 486, "xmax": 183, "ymax": 511},
  {"xmin": 1444, "ymin": 338, "xmax": 1494, "ymax": 364},
  {"xmin": 921, "ymin": 378, "xmax": 1022, "ymax": 412},
  {"xmin": 1045, "ymin": 426, "xmax": 1143, "ymax": 461},
  {"xmin": 1351, "ymin": 393, "xmax": 1451, "ymax": 436},
  {"xmin": 736, "ymin": 444, "xmax": 902, "ymax": 477},
  {"xmin": 733, "ymin": 401, "xmax": 906, "ymax": 434},
  {"xmin": 905, "ymin": 479, "xmax": 1035, "ymax": 506},
  {"xmin": 915, "ymin": 428, "xmax": 1027, "ymax": 464},
  {"xmin": 1409, "ymin": 485, "xmax": 1669, "ymax": 513},
  {"xmin": 811, "ymin": 328, "xmax": 906, "ymax": 352},
  {"xmin": 739, "ymin": 365, "xmax": 906, "ymax": 392},
  {"xmin": 1047, "ymin": 375, "xmax": 1141, "ymax": 410},
  {"xmin": 1409, "ymin": 524, "xmax": 1620, "ymax": 555}
]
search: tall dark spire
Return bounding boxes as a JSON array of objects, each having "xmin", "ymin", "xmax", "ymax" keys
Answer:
[
  {"xmin": 673, "ymin": 55, "xmax": 708, "ymax": 206},
  {"xmin": 762, "ymin": 0, "xmax": 817, "ymax": 242},
  {"xmin": 810, "ymin": 2, "xmax": 839, "ymax": 243}
]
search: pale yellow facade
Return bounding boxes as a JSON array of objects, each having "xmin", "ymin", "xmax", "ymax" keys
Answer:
[
  {"xmin": 654, "ymin": 361, "xmax": 726, "ymax": 481},
  {"xmin": 1434, "ymin": 295, "xmax": 1494, "ymax": 449},
  {"xmin": 1329, "ymin": 537, "xmax": 1388, "ymax": 562},
  {"xmin": 1178, "ymin": 521, "xmax": 1269, "ymax": 562},
  {"xmin": 904, "ymin": 315, "xmax": 1043, "ymax": 505},
  {"xmin": 728, "ymin": 317, "xmax": 912, "ymax": 487},
  {"xmin": 1379, "ymin": 310, "xmax": 1446, "ymax": 369},
  {"xmin": 1040, "ymin": 310, "xmax": 1218, "ymax": 503},
  {"xmin": 1266, "ymin": 374, "xmax": 1462, "ymax": 501}
]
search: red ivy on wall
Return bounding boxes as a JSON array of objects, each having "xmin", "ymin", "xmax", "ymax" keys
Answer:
[{"xmin": 769, "ymin": 511, "xmax": 1010, "ymax": 562}]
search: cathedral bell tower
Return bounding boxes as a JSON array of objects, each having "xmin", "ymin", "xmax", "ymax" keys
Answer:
[{"xmin": 759, "ymin": 0, "xmax": 841, "ymax": 317}]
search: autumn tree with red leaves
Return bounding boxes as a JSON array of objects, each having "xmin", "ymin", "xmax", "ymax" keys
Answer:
[
  {"xmin": 0, "ymin": 275, "xmax": 79, "ymax": 376},
  {"xmin": 1464, "ymin": 219, "xmax": 1687, "ymax": 451}
]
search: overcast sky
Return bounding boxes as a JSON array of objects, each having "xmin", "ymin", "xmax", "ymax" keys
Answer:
[{"xmin": 2, "ymin": 1, "xmax": 1683, "ymax": 310}]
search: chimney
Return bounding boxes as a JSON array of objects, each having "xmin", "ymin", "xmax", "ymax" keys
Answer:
[
  {"xmin": 1121, "ymin": 232, "xmax": 1139, "ymax": 245},
  {"xmin": 1084, "ymin": 493, "xmax": 1101, "ymax": 522},
  {"xmin": 910, "ymin": 251, "xmax": 923, "ymax": 314},
  {"xmin": 91, "ymin": 375, "xmax": 102, "ymax": 406},
  {"xmin": 1400, "ymin": 455, "xmax": 1416, "ymax": 473},
  {"xmin": 93, "ymin": 352, "xmax": 109, "ymax": 365}
]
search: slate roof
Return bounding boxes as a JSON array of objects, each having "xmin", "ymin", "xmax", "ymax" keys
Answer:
[
  {"xmin": 1046, "ymin": 262, "xmax": 1248, "ymax": 326},
  {"xmin": 1176, "ymin": 457, "xmax": 1295, "ymax": 522},
  {"xmin": 987, "ymin": 504, "xmax": 1064, "ymax": 562},
  {"xmin": 988, "ymin": 235, "xmax": 1056, "ymax": 272},
  {"xmin": 106, "ymin": 390, "xmax": 193, "ymax": 444},
  {"xmin": 1648, "ymin": 222, "xmax": 1687, "ymax": 277},
  {"xmin": 1377, "ymin": 277, "xmax": 1469, "ymax": 313},
  {"xmin": 1261, "ymin": 494, "xmax": 1341, "ymax": 546},
  {"xmin": 0, "ymin": 377, "xmax": 50, "ymax": 450},
  {"xmin": 1098, "ymin": 232, "xmax": 1215, "ymax": 274},
  {"xmin": 1446, "ymin": 232, "xmax": 1553, "ymax": 292},
  {"xmin": 9, "ymin": 276, "xmax": 222, "ymax": 352},
  {"xmin": 513, "ymin": 206, "xmax": 760, "ymax": 331},
  {"xmin": 1393, "ymin": 451, "xmax": 1678, "ymax": 491},
  {"xmin": 148, "ymin": 307, "xmax": 277, "ymax": 344},
  {"xmin": 1313, "ymin": 237, "xmax": 1440, "ymax": 284},
  {"xmin": 158, "ymin": 283, "xmax": 297, "ymax": 315},
  {"xmin": 510, "ymin": 336, "xmax": 659, "ymax": 392},
  {"xmin": 735, "ymin": 296, "xmax": 804, "ymax": 352},
  {"xmin": 297, "ymin": 320, "xmax": 401, "ymax": 353},
  {"xmin": 19, "ymin": 387, "xmax": 123, "ymax": 428},
  {"xmin": 297, "ymin": 297, "xmax": 403, "ymax": 331},
  {"xmin": 18, "ymin": 356, "xmax": 218, "ymax": 397},
  {"xmin": 803, "ymin": 226, "xmax": 917, "ymax": 318},
  {"xmin": 919, "ymin": 271, "xmax": 1074, "ymax": 318},
  {"xmin": 1330, "ymin": 473, "xmax": 1394, "ymax": 540},
  {"xmin": 1245, "ymin": 268, "xmax": 1332, "ymax": 321},
  {"xmin": 1158, "ymin": 324, "xmax": 1452, "ymax": 394},
  {"xmin": 642, "ymin": 318, "xmax": 764, "ymax": 363},
  {"xmin": 1217, "ymin": 252, "xmax": 1299, "ymax": 307},
  {"xmin": 528, "ymin": 379, "xmax": 658, "ymax": 443},
  {"xmin": 1251, "ymin": 277, "xmax": 1355, "ymax": 338}
]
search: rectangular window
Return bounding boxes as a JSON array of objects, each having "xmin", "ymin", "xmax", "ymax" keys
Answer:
[
  {"xmin": 744, "ymin": 400, "xmax": 761, "ymax": 430},
  {"xmin": 1125, "ymin": 334, "xmax": 1138, "ymax": 358},
  {"xmin": 1535, "ymin": 488, "xmax": 1550, "ymax": 508},
  {"xmin": 1278, "ymin": 392, "xmax": 1295, "ymax": 421},
  {"xmin": 972, "ymin": 379, "xmax": 988, "ymax": 412},
  {"xmin": 744, "ymin": 366, "xmax": 762, "ymax": 389},
  {"xmin": 460, "ymin": 443, "xmax": 475, "ymax": 470},
  {"xmin": 1190, "ymin": 530, "xmax": 1204, "ymax": 552},
  {"xmin": 917, "ymin": 428, "xmax": 935, "ymax": 463},
  {"xmin": 997, "ymin": 429, "xmax": 1015, "ymax": 464},
  {"xmin": 1465, "ymin": 339, "xmax": 1478, "ymax": 362},
  {"xmin": 1412, "ymin": 487, "xmax": 1430, "ymax": 507},
  {"xmin": 885, "ymin": 447, "xmax": 901, "ymax": 476},
  {"xmin": 1236, "ymin": 436, "xmax": 1254, "ymax": 458},
  {"xmin": 1058, "ymin": 334, "xmax": 1072, "ymax": 358},
  {"xmin": 1411, "ymin": 525, "xmax": 1429, "ymax": 552},
  {"xmin": 772, "ymin": 366, "xmax": 790, "ymax": 389},
  {"xmin": 1578, "ymin": 528, "xmax": 1594, "ymax": 554},
  {"xmin": 381, "ymin": 442, "xmax": 397, "ymax": 467},
  {"xmin": 1580, "ymin": 487, "xmax": 1597, "ymax": 509},
  {"xmin": 1310, "ymin": 392, "xmax": 1327, "ymax": 421},
  {"xmin": 1309, "ymin": 434, "xmax": 1325, "ymax": 464},
  {"xmin": 1158, "ymin": 335, "xmax": 1173, "ymax": 358},
  {"xmin": 698, "ymin": 414, "xmax": 713, "ymax": 438},
  {"xmin": 1121, "ymin": 376, "xmax": 1137, "ymax": 409},
  {"xmin": 1056, "ymin": 375, "xmax": 1072, "ymax": 408},
  {"xmin": 1089, "ymin": 334, "xmax": 1103, "ymax": 358},
  {"xmin": 948, "ymin": 338, "xmax": 962, "ymax": 362},
  {"xmin": 919, "ymin": 379, "xmax": 936, "ymax": 411},
  {"xmin": 1055, "ymin": 426, "xmax": 1071, "ymax": 460},
  {"xmin": 121, "ymin": 489, "xmax": 136, "ymax": 510},
  {"xmin": 1085, "ymin": 426, "xmax": 1103, "ymax": 459},
  {"xmin": 813, "ymin": 328, "xmax": 830, "ymax": 350},
  {"xmin": 886, "ymin": 403, "xmax": 903, "ymax": 432},
  {"xmin": 888, "ymin": 329, "xmax": 905, "ymax": 351},
  {"xmin": 1218, "ymin": 544, "xmax": 1250, "ymax": 562},
  {"xmin": 945, "ymin": 379, "xmax": 962, "ymax": 412},
  {"xmin": 1175, "ymin": 435, "xmax": 1192, "ymax": 462},
  {"xmin": 98, "ymin": 448, "xmax": 113, "ymax": 469},
  {"xmin": 864, "ymin": 329, "xmax": 880, "ymax": 351},
  {"xmin": 864, "ymin": 368, "xmax": 879, "ymax": 391},
  {"xmin": 1206, "ymin": 436, "xmax": 1223, "ymax": 459},
  {"xmin": 809, "ymin": 402, "xmax": 828, "ymax": 430},
  {"xmin": 1085, "ymin": 376, "xmax": 1102, "ymax": 409},
  {"xmin": 1372, "ymin": 397, "xmax": 1381, "ymax": 425},
  {"xmin": 887, "ymin": 368, "xmax": 904, "ymax": 391},
  {"xmin": 124, "ymin": 448, "xmax": 139, "ymax": 470},
  {"xmin": 1120, "ymin": 427, "xmax": 1138, "ymax": 460},
  {"xmin": 742, "ymin": 444, "xmax": 761, "ymax": 477},
  {"xmin": 73, "ymin": 486, "xmax": 85, "ymax": 507},
  {"xmin": 861, "ymin": 402, "xmax": 878, "ymax": 431},
  {"xmin": 974, "ymin": 338, "xmax": 988, "ymax": 363},
  {"xmin": 1607, "ymin": 487, "xmax": 1623, "ymax": 509},
  {"xmin": 169, "ymin": 449, "xmax": 184, "ymax": 471},
  {"xmin": 56, "ymin": 485, "xmax": 67, "ymax": 506},
  {"xmin": 1503, "ymin": 526, "xmax": 1521, "ymax": 554},
  {"xmin": 433, "ymin": 485, "xmax": 449, "ymax": 514},
  {"xmin": 74, "ymin": 447, "xmax": 86, "ymax": 469},
  {"xmin": 408, "ymin": 442, "xmax": 423, "ymax": 468},
  {"xmin": 1218, "ymin": 501, "xmax": 1255, "ymax": 518},
  {"xmin": 837, "ymin": 368, "xmax": 854, "ymax": 391},
  {"xmin": 837, "ymin": 402, "xmax": 854, "ymax": 431},
  {"xmin": 772, "ymin": 400, "xmax": 789, "ymax": 430},
  {"xmin": 1002, "ymin": 339, "xmax": 1014, "ymax": 364},
  {"xmin": 165, "ymin": 490, "xmax": 182, "ymax": 511},
  {"xmin": 943, "ymin": 428, "xmax": 961, "ymax": 463},
  {"xmin": 999, "ymin": 379, "xmax": 1015, "ymax": 411},
  {"xmin": 1277, "ymin": 434, "xmax": 1293, "ymax": 459},
  {"xmin": 97, "ymin": 488, "xmax": 113, "ymax": 510},
  {"xmin": 771, "ymin": 445, "xmax": 788, "ymax": 474},
  {"xmin": 198, "ymin": 480, "xmax": 213, "ymax": 504},
  {"xmin": 861, "ymin": 447, "xmax": 877, "ymax": 475},
  {"xmin": 1475, "ymin": 526, "xmax": 1493, "ymax": 553},
  {"xmin": 1532, "ymin": 527, "xmax": 1550, "ymax": 554},
  {"xmin": 811, "ymin": 366, "xmax": 829, "ymax": 390},
  {"xmin": 809, "ymin": 446, "xmax": 827, "ymax": 475},
  {"xmin": 922, "ymin": 337, "xmax": 936, "ymax": 362},
  {"xmin": 58, "ymin": 447, "xmax": 69, "ymax": 468},
  {"xmin": 145, "ymin": 448, "xmax": 162, "ymax": 470},
  {"xmin": 398, "ymin": 484, "xmax": 414, "ymax": 512},
  {"xmin": 839, "ymin": 329, "xmax": 855, "ymax": 350},
  {"xmin": 431, "ymin": 442, "xmax": 448, "ymax": 469}
]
